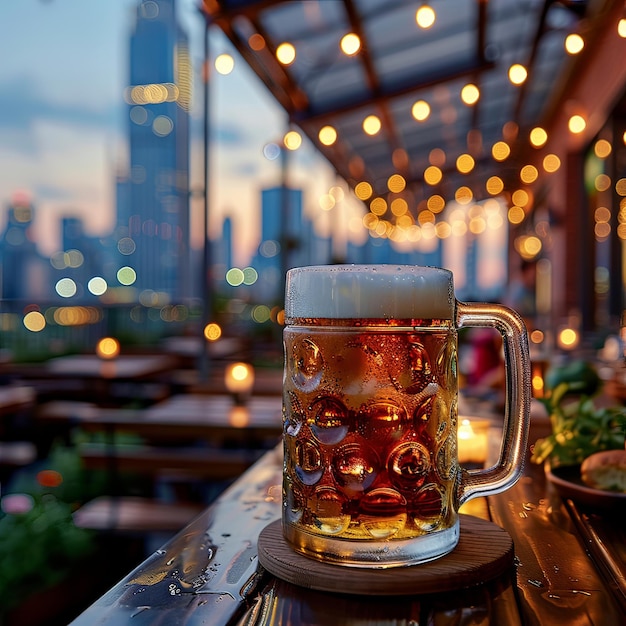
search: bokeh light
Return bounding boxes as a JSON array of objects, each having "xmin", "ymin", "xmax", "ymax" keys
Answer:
[
  {"xmin": 117, "ymin": 266, "xmax": 137, "ymax": 286},
  {"xmin": 96, "ymin": 336, "xmax": 120, "ymax": 359},
  {"xmin": 215, "ymin": 53, "xmax": 234, "ymax": 75},
  {"xmin": 37, "ymin": 469, "xmax": 63, "ymax": 488},
  {"xmin": 363, "ymin": 115, "xmax": 382, "ymax": 135},
  {"xmin": 276, "ymin": 42, "xmax": 296, "ymax": 65},
  {"xmin": 252, "ymin": 305, "xmax": 271, "ymax": 323},
  {"xmin": 23, "ymin": 311, "xmax": 46, "ymax": 332},
  {"xmin": 456, "ymin": 154, "xmax": 475, "ymax": 174},
  {"xmin": 411, "ymin": 100, "xmax": 430, "ymax": 121},
  {"xmin": 415, "ymin": 4, "xmax": 436, "ymax": 28},
  {"xmin": 55, "ymin": 278, "xmax": 77, "ymax": 298},
  {"xmin": 88, "ymin": 276, "xmax": 108, "ymax": 296},
  {"xmin": 340, "ymin": 33, "xmax": 361, "ymax": 55},
  {"xmin": 529, "ymin": 127, "xmax": 548, "ymax": 147},
  {"xmin": 424, "ymin": 165, "xmax": 443, "ymax": 185},
  {"xmin": 568, "ymin": 114, "xmax": 586, "ymax": 133},
  {"xmin": 283, "ymin": 130, "xmax": 302, "ymax": 150},
  {"xmin": 594, "ymin": 139, "xmax": 612, "ymax": 158},
  {"xmin": 226, "ymin": 267, "xmax": 245, "ymax": 286},
  {"xmin": 508, "ymin": 64, "xmax": 528, "ymax": 85},
  {"xmin": 492, "ymin": 141, "xmax": 511, "ymax": 161},
  {"xmin": 242, "ymin": 267, "xmax": 258, "ymax": 285},
  {"xmin": 558, "ymin": 327, "xmax": 579, "ymax": 350},
  {"xmin": 152, "ymin": 115, "xmax": 174, "ymax": 136},
  {"xmin": 355, "ymin": 181, "xmax": 373, "ymax": 200},
  {"xmin": 387, "ymin": 174, "xmax": 406, "ymax": 193},
  {"xmin": 460, "ymin": 84, "xmax": 480, "ymax": 105},
  {"xmin": 427, "ymin": 194, "xmax": 446, "ymax": 213},
  {"xmin": 319, "ymin": 125, "xmax": 337, "ymax": 146},
  {"xmin": 204, "ymin": 322, "xmax": 222, "ymax": 341},
  {"xmin": 565, "ymin": 33, "xmax": 584, "ymax": 54},
  {"xmin": 543, "ymin": 154, "xmax": 561, "ymax": 173}
]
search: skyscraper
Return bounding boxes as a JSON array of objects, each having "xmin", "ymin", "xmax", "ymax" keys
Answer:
[
  {"xmin": 0, "ymin": 193, "xmax": 51, "ymax": 302},
  {"xmin": 117, "ymin": 0, "xmax": 192, "ymax": 302},
  {"xmin": 251, "ymin": 185, "xmax": 306, "ymax": 304}
]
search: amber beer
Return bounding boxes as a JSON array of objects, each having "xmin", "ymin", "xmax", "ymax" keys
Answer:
[{"xmin": 282, "ymin": 265, "xmax": 531, "ymax": 568}]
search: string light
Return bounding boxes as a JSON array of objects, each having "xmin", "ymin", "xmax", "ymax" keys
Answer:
[
  {"xmin": 363, "ymin": 115, "xmax": 382, "ymax": 135},
  {"xmin": 508, "ymin": 64, "xmax": 528, "ymax": 85},
  {"xmin": 340, "ymin": 33, "xmax": 361, "ymax": 55},
  {"xmin": 283, "ymin": 130, "xmax": 302, "ymax": 150},
  {"xmin": 319, "ymin": 125, "xmax": 337, "ymax": 146},
  {"xmin": 492, "ymin": 141, "xmax": 511, "ymax": 161},
  {"xmin": 276, "ymin": 42, "xmax": 296, "ymax": 65},
  {"xmin": 568, "ymin": 114, "xmax": 586, "ymax": 134},
  {"xmin": 411, "ymin": 100, "xmax": 431, "ymax": 121},
  {"xmin": 215, "ymin": 53, "xmax": 234, "ymax": 75},
  {"xmin": 565, "ymin": 33, "xmax": 584, "ymax": 54},
  {"xmin": 355, "ymin": 181, "xmax": 373, "ymax": 200},
  {"xmin": 415, "ymin": 4, "xmax": 436, "ymax": 29},
  {"xmin": 460, "ymin": 84, "xmax": 480, "ymax": 105},
  {"xmin": 529, "ymin": 127, "xmax": 548, "ymax": 148}
]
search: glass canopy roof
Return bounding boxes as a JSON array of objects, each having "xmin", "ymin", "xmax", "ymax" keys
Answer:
[{"xmin": 202, "ymin": 0, "xmax": 592, "ymax": 218}]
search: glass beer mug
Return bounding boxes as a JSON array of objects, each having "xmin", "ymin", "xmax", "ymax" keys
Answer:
[{"xmin": 282, "ymin": 265, "xmax": 530, "ymax": 568}]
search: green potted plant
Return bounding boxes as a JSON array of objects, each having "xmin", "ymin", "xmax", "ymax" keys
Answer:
[
  {"xmin": 531, "ymin": 360, "xmax": 626, "ymax": 467},
  {"xmin": 0, "ymin": 442, "xmax": 104, "ymax": 624}
]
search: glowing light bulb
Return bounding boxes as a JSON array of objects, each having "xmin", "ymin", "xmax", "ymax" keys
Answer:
[
  {"xmin": 340, "ymin": 33, "xmax": 361, "ymax": 55},
  {"xmin": 568, "ymin": 114, "xmax": 586, "ymax": 134},
  {"xmin": 276, "ymin": 42, "xmax": 296, "ymax": 65},
  {"xmin": 416, "ymin": 5, "xmax": 436, "ymax": 29},
  {"xmin": 565, "ymin": 33, "xmax": 584, "ymax": 54},
  {"xmin": 508, "ymin": 64, "xmax": 527, "ymax": 85}
]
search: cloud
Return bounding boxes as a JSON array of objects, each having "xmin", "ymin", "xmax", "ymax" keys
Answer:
[
  {"xmin": 230, "ymin": 160, "xmax": 261, "ymax": 178},
  {"xmin": 0, "ymin": 75, "xmax": 121, "ymax": 154},
  {"xmin": 204, "ymin": 120, "xmax": 246, "ymax": 147},
  {"xmin": 31, "ymin": 183, "xmax": 76, "ymax": 203}
]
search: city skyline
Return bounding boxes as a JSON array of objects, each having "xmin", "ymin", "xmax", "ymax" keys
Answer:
[{"xmin": 0, "ymin": 0, "xmax": 346, "ymax": 267}]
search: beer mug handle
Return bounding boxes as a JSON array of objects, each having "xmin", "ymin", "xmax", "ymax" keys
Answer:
[{"xmin": 456, "ymin": 301, "xmax": 531, "ymax": 505}]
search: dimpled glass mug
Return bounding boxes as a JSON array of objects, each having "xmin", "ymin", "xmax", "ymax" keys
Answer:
[{"xmin": 282, "ymin": 265, "xmax": 530, "ymax": 568}]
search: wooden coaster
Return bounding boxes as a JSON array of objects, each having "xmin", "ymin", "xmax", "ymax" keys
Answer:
[{"xmin": 257, "ymin": 515, "xmax": 514, "ymax": 595}]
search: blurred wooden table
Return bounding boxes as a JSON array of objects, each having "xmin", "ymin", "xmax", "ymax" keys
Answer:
[
  {"xmin": 37, "ymin": 394, "xmax": 283, "ymax": 447},
  {"xmin": 0, "ymin": 385, "xmax": 35, "ymax": 419},
  {"xmin": 3, "ymin": 354, "xmax": 178, "ymax": 406},
  {"xmin": 69, "ymin": 437, "xmax": 626, "ymax": 626}
]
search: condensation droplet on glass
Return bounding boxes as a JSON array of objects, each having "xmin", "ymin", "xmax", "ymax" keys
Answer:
[
  {"xmin": 389, "ymin": 441, "xmax": 431, "ymax": 491},
  {"xmin": 412, "ymin": 483, "xmax": 445, "ymax": 532},
  {"xmin": 131, "ymin": 606, "xmax": 151, "ymax": 617},
  {"xmin": 284, "ymin": 479, "xmax": 304, "ymax": 524},
  {"xmin": 408, "ymin": 341, "xmax": 431, "ymax": 378},
  {"xmin": 309, "ymin": 396, "xmax": 350, "ymax": 445},
  {"xmin": 357, "ymin": 400, "xmax": 406, "ymax": 439},
  {"xmin": 292, "ymin": 338, "xmax": 323, "ymax": 391},
  {"xmin": 295, "ymin": 439, "xmax": 324, "ymax": 485},
  {"xmin": 361, "ymin": 513, "xmax": 406, "ymax": 539},
  {"xmin": 331, "ymin": 441, "xmax": 378, "ymax": 493},
  {"xmin": 308, "ymin": 486, "xmax": 350, "ymax": 535}
]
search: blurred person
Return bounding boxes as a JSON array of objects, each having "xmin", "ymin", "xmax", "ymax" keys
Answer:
[
  {"xmin": 461, "ymin": 327, "xmax": 504, "ymax": 403},
  {"xmin": 505, "ymin": 259, "xmax": 536, "ymax": 323}
]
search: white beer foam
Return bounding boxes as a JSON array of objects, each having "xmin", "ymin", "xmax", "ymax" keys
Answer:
[{"xmin": 285, "ymin": 265, "xmax": 454, "ymax": 319}]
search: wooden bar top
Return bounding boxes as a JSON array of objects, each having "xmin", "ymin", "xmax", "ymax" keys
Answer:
[{"xmin": 70, "ymin": 442, "xmax": 626, "ymax": 626}]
